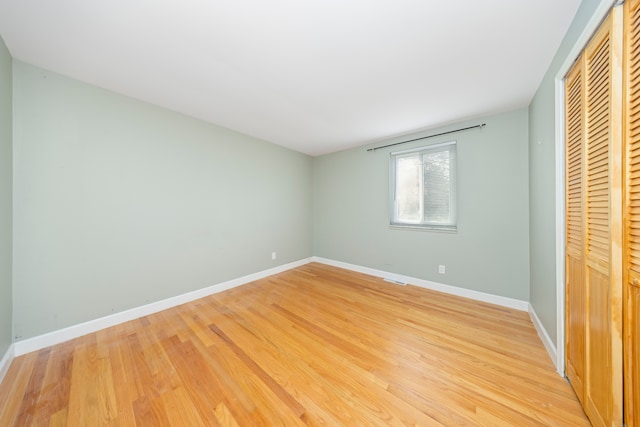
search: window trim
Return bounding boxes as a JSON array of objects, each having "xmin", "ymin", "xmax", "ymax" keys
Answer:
[{"xmin": 389, "ymin": 140, "xmax": 457, "ymax": 232}]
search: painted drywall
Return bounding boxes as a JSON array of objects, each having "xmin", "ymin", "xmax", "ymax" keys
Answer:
[
  {"xmin": 313, "ymin": 109, "xmax": 530, "ymax": 300},
  {"xmin": 12, "ymin": 61, "xmax": 313, "ymax": 340},
  {"xmin": 0, "ymin": 36, "xmax": 12, "ymax": 354},
  {"xmin": 528, "ymin": 0, "xmax": 603, "ymax": 346}
]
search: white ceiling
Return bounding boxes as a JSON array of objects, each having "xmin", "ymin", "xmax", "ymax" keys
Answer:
[{"xmin": 0, "ymin": 0, "xmax": 581, "ymax": 156}]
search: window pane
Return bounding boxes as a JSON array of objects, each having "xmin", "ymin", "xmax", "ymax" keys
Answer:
[
  {"xmin": 395, "ymin": 154, "xmax": 422, "ymax": 223},
  {"xmin": 390, "ymin": 141, "xmax": 456, "ymax": 231},
  {"xmin": 423, "ymin": 149, "xmax": 451, "ymax": 223}
]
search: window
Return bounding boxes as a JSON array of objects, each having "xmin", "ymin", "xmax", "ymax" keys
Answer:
[{"xmin": 390, "ymin": 141, "xmax": 457, "ymax": 231}]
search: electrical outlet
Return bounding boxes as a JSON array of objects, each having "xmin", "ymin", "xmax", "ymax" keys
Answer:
[
  {"xmin": 272, "ymin": 252, "xmax": 277, "ymax": 260},
  {"xmin": 438, "ymin": 264, "xmax": 446, "ymax": 274}
]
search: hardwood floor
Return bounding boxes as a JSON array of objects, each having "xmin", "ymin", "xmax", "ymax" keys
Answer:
[{"xmin": 0, "ymin": 263, "xmax": 589, "ymax": 426}]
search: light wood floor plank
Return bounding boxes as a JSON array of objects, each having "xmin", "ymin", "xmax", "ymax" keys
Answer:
[{"xmin": 0, "ymin": 263, "xmax": 589, "ymax": 426}]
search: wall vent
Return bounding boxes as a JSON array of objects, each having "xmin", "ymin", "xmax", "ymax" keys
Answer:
[{"xmin": 383, "ymin": 278, "xmax": 407, "ymax": 286}]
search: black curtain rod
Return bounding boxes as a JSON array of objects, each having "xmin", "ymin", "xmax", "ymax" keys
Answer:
[{"xmin": 366, "ymin": 123, "xmax": 486, "ymax": 152}]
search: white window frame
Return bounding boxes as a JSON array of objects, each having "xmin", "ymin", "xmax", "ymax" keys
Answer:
[{"xmin": 389, "ymin": 141, "xmax": 457, "ymax": 232}]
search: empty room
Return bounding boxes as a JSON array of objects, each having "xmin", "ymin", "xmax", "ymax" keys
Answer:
[{"xmin": 0, "ymin": 0, "xmax": 637, "ymax": 425}]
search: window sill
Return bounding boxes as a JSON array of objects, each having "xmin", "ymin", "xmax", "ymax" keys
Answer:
[{"xmin": 389, "ymin": 224, "xmax": 457, "ymax": 233}]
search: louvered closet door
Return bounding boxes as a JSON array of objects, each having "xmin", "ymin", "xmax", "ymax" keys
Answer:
[
  {"xmin": 625, "ymin": 0, "xmax": 640, "ymax": 425},
  {"xmin": 583, "ymin": 8, "xmax": 623, "ymax": 427},
  {"xmin": 565, "ymin": 57, "xmax": 586, "ymax": 406}
]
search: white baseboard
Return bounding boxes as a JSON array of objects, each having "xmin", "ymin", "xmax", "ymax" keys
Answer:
[
  {"xmin": 310, "ymin": 257, "xmax": 529, "ymax": 311},
  {"xmin": 528, "ymin": 303, "xmax": 559, "ymax": 372},
  {"xmin": 12, "ymin": 256, "xmax": 533, "ymax": 358},
  {"xmin": 0, "ymin": 343, "xmax": 15, "ymax": 384},
  {"xmin": 13, "ymin": 258, "xmax": 312, "ymax": 356}
]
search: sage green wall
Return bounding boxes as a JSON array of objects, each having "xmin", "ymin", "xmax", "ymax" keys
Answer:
[
  {"xmin": 528, "ymin": 0, "xmax": 603, "ymax": 346},
  {"xmin": 313, "ymin": 109, "xmax": 530, "ymax": 300},
  {"xmin": 12, "ymin": 61, "xmax": 313, "ymax": 340},
  {"xmin": 0, "ymin": 36, "xmax": 12, "ymax": 354}
]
